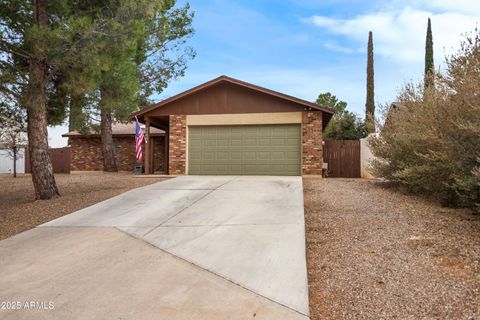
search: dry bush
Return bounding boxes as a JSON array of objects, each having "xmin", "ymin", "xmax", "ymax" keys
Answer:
[{"xmin": 370, "ymin": 30, "xmax": 480, "ymax": 213}]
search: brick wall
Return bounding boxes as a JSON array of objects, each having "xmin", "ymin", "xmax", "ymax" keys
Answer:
[
  {"xmin": 152, "ymin": 137, "xmax": 165, "ymax": 173},
  {"xmin": 302, "ymin": 111, "xmax": 323, "ymax": 175},
  {"xmin": 70, "ymin": 136, "xmax": 164, "ymax": 172},
  {"xmin": 168, "ymin": 115, "xmax": 187, "ymax": 175},
  {"xmin": 70, "ymin": 137, "xmax": 103, "ymax": 171}
]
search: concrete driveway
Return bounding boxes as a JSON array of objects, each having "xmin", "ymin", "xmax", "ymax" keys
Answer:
[{"xmin": 0, "ymin": 176, "xmax": 309, "ymax": 319}]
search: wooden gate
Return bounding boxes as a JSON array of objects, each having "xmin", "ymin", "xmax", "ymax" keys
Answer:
[
  {"xmin": 25, "ymin": 147, "xmax": 71, "ymax": 174},
  {"xmin": 323, "ymin": 140, "xmax": 360, "ymax": 178}
]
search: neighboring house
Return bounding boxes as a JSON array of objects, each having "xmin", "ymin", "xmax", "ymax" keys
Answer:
[
  {"xmin": 63, "ymin": 123, "xmax": 165, "ymax": 172},
  {"xmin": 130, "ymin": 75, "xmax": 334, "ymax": 176}
]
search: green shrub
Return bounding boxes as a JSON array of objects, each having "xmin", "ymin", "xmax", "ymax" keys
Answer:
[{"xmin": 370, "ymin": 30, "xmax": 480, "ymax": 213}]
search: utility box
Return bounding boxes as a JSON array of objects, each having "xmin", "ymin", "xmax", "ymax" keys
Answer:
[
  {"xmin": 134, "ymin": 164, "xmax": 144, "ymax": 175},
  {"xmin": 322, "ymin": 162, "xmax": 329, "ymax": 178}
]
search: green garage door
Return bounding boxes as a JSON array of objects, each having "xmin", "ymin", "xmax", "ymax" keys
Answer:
[{"xmin": 188, "ymin": 124, "xmax": 301, "ymax": 176}]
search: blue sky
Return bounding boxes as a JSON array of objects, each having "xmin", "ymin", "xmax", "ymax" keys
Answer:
[{"xmin": 48, "ymin": 0, "xmax": 479, "ymax": 147}]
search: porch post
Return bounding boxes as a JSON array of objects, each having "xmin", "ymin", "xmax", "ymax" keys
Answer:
[
  {"xmin": 149, "ymin": 134, "xmax": 154, "ymax": 173},
  {"xmin": 164, "ymin": 131, "xmax": 168, "ymax": 174},
  {"xmin": 144, "ymin": 117, "xmax": 151, "ymax": 174}
]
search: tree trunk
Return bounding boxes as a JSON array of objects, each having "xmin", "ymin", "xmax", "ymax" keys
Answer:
[
  {"xmin": 100, "ymin": 103, "xmax": 117, "ymax": 172},
  {"xmin": 13, "ymin": 144, "xmax": 17, "ymax": 178},
  {"xmin": 27, "ymin": 0, "xmax": 59, "ymax": 199},
  {"xmin": 68, "ymin": 93, "xmax": 84, "ymax": 145}
]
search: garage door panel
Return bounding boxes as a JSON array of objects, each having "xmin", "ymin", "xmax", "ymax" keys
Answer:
[
  {"xmin": 258, "ymin": 152, "xmax": 269, "ymax": 160},
  {"xmin": 229, "ymin": 164, "xmax": 242, "ymax": 173},
  {"xmin": 243, "ymin": 152, "xmax": 257, "ymax": 160},
  {"xmin": 286, "ymin": 151, "xmax": 300, "ymax": 160},
  {"xmin": 230, "ymin": 139, "xmax": 242, "ymax": 146},
  {"xmin": 230, "ymin": 127, "xmax": 243, "ymax": 134},
  {"xmin": 273, "ymin": 126, "xmax": 287, "ymax": 135},
  {"xmin": 189, "ymin": 130, "xmax": 202, "ymax": 139},
  {"xmin": 215, "ymin": 152, "xmax": 228, "ymax": 160},
  {"xmin": 270, "ymin": 151, "xmax": 285, "ymax": 160},
  {"xmin": 230, "ymin": 152, "xmax": 242, "ymax": 160},
  {"xmin": 285, "ymin": 138, "xmax": 299, "ymax": 146},
  {"xmin": 270, "ymin": 138, "xmax": 286, "ymax": 146},
  {"xmin": 244, "ymin": 127, "xmax": 259, "ymax": 134},
  {"xmin": 216, "ymin": 139, "xmax": 229, "ymax": 147},
  {"xmin": 189, "ymin": 152, "xmax": 202, "ymax": 161},
  {"xmin": 188, "ymin": 124, "xmax": 301, "ymax": 175},
  {"xmin": 258, "ymin": 139, "xmax": 270, "ymax": 146}
]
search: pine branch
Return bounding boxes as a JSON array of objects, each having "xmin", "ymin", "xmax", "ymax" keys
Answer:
[{"xmin": 0, "ymin": 39, "xmax": 31, "ymax": 59}]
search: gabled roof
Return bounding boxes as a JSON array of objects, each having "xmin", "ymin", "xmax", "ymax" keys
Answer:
[
  {"xmin": 62, "ymin": 122, "xmax": 164, "ymax": 138},
  {"xmin": 130, "ymin": 75, "xmax": 335, "ymax": 119}
]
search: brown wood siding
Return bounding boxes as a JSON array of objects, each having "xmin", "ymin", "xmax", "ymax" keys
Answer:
[
  {"xmin": 323, "ymin": 140, "xmax": 360, "ymax": 178},
  {"xmin": 25, "ymin": 147, "xmax": 71, "ymax": 174},
  {"xmin": 147, "ymin": 83, "xmax": 303, "ymax": 115},
  {"xmin": 145, "ymin": 83, "xmax": 330, "ymax": 129}
]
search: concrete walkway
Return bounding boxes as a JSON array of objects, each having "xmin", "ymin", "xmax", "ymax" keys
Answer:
[{"xmin": 0, "ymin": 176, "xmax": 309, "ymax": 319}]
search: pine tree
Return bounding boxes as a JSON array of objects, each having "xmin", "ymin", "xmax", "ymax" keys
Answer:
[
  {"xmin": 365, "ymin": 31, "xmax": 375, "ymax": 134},
  {"xmin": 0, "ymin": 1, "xmax": 129, "ymax": 197},
  {"xmin": 90, "ymin": 0, "xmax": 195, "ymax": 172},
  {"xmin": 134, "ymin": 2, "xmax": 195, "ymax": 108},
  {"xmin": 316, "ymin": 92, "xmax": 367, "ymax": 140},
  {"xmin": 424, "ymin": 18, "xmax": 434, "ymax": 90},
  {"xmin": 44, "ymin": 1, "xmax": 194, "ymax": 172},
  {"xmin": 316, "ymin": 92, "xmax": 347, "ymax": 114},
  {"xmin": 94, "ymin": 3, "xmax": 144, "ymax": 172},
  {"xmin": 0, "ymin": 0, "xmax": 195, "ymax": 184},
  {"xmin": 0, "ymin": 0, "xmax": 62, "ymax": 199}
]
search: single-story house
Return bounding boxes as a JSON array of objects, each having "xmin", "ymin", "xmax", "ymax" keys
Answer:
[
  {"xmin": 63, "ymin": 123, "xmax": 166, "ymax": 172},
  {"xmin": 129, "ymin": 75, "xmax": 334, "ymax": 176}
]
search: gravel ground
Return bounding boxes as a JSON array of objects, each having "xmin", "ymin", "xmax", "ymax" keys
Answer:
[
  {"xmin": 304, "ymin": 177, "xmax": 480, "ymax": 320},
  {"xmin": 0, "ymin": 172, "xmax": 167, "ymax": 240}
]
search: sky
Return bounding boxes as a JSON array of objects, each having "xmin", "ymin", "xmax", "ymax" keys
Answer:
[{"xmin": 47, "ymin": 0, "xmax": 479, "ymax": 147}]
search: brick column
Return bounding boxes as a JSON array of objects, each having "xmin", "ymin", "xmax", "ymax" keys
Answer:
[
  {"xmin": 302, "ymin": 111, "xmax": 323, "ymax": 175},
  {"xmin": 168, "ymin": 115, "xmax": 187, "ymax": 175}
]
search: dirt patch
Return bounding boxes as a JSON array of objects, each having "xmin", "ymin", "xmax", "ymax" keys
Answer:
[
  {"xmin": 304, "ymin": 177, "xmax": 480, "ymax": 319},
  {"xmin": 0, "ymin": 172, "xmax": 168, "ymax": 240}
]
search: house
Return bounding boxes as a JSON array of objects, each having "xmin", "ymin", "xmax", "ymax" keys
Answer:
[
  {"xmin": 63, "ymin": 123, "xmax": 166, "ymax": 172},
  {"xmin": 130, "ymin": 75, "xmax": 334, "ymax": 176}
]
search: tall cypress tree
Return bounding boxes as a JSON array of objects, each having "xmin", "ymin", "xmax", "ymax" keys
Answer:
[
  {"xmin": 365, "ymin": 31, "xmax": 375, "ymax": 133},
  {"xmin": 424, "ymin": 18, "xmax": 434, "ymax": 90}
]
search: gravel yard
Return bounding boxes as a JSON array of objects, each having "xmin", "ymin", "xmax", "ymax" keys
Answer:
[
  {"xmin": 0, "ymin": 172, "xmax": 167, "ymax": 240},
  {"xmin": 304, "ymin": 178, "xmax": 480, "ymax": 320}
]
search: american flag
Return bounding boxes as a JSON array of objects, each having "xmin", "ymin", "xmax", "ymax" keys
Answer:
[{"xmin": 135, "ymin": 117, "xmax": 145, "ymax": 161}]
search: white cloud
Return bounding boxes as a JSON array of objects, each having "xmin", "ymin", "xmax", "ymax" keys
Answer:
[
  {"xmin": 418, "ymin": 0, "xmax": 480, "ymax": 15},
  {"xmin": 323, "ymin": 41, "xmax": 356, "ymax": 54},
  {"xmin": 48, "ymin": 125, "xmax": 68, "ymax": 148},
  {"xmin": 307, "ymin": 5, "xmax": 479, "ymax": 64}
]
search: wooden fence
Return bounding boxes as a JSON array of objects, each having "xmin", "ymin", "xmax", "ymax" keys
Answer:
[
  {"xmin": 323, "ymin": 140, "xmax": 361, "ymax": 178},
  {"xmin": 25, "ymin": 147, "xmax": 71, "ymax": 174}
]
